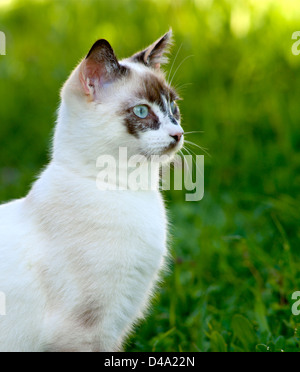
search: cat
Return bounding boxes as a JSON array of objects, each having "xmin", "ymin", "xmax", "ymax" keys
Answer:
[{"xmin": 0, "ymin": 30, "xmax": 184, "ymax": 352}]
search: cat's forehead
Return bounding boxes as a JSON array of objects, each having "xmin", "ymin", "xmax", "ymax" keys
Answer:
[
  {"xmin": 121, "ymin": 60, "xmax": 179, "ymax": 105},
  {"xmin": 137, "ymin": 73, "xmax": 179, "ymax": 104}
]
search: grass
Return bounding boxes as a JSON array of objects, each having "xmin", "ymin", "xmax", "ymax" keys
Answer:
[{"xmin": 1, "ymin": 0, "xmax": 300, "ymax": 352}]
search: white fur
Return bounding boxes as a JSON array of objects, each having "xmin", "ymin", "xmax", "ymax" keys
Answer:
[{"xmin": 0, "ymin": 54, "xmax": 182, "ymax": 351}]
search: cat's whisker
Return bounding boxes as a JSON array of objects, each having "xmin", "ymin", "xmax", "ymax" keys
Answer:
[
  {"xmin": 179, "ymin": 147, "xmax": 193, "ymax": 180},
  {"xmin": 184, "ymin": 140, "xmax": 209, "ymax": 153},
  {"xmin": 172, "ymin": 82, "xmax": 193, "ymax": 95},
  {"xmin": 173, "ymin": 82, "xmax": 193, "ymax": 91},
  {"xmin": 182, "ymin": 145, "xmax": 205, "ymax": 179},
  {"xmin": 182, "ymin": 145, "xmax": 198, "ymax": 170},
  {"xmin": 184, "ymin": 140, "xmax": 211, "ymax": 158},
  {"xmin": 167, "ymin": 43, "xmax": 183, "ymax": 83},
  {"xmin": 182, "ymin": 145, "xmax": 193, "ymax": 157},
  {"xmin": 169, "ymin": 55, "xmax": 194, "ymax": 86}
]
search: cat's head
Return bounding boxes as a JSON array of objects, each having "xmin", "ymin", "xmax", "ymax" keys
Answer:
[{"xmin": 57, "ymin": 31, "xmax": 184, "ymax": 169}]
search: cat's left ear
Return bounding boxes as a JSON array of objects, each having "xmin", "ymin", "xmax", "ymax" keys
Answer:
[
  {"xmin": 79, "ymin": 39, "xmax": 127, "ymax": 99},
  {"xmin": 130, "ymin": 30, "xmax": 173, "ymax": 70}
]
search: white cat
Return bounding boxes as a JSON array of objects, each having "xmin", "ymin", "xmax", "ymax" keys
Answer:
[{"xmin": 0, "ymin": 30, "xmax": 184, "ymax": 352}]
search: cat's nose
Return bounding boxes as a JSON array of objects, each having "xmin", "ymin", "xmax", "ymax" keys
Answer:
[{"xmin": 170, "ymin": 132, "xmax": 183, "ymax": 143}]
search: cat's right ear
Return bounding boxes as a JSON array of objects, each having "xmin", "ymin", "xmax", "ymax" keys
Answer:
[
  {"xmin": 130, "ymin": 30, "xmax": 173, "ymax": 70},
  {"xmin": 79, "ymin": 39, "xmax": 127, "ymax": 100}
]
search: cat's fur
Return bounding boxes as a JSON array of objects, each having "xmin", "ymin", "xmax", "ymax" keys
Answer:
[{"xmin": 0, "ymin": 30, "xmax": 184, "ymax": 352}]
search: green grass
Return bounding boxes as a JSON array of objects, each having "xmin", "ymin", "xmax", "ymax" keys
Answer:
[{"xmin": 1, "ymin": 0, "xmax": 300, "ymax": 352}]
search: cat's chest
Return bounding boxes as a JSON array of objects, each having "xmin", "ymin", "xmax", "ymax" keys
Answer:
[
  {"xmin": 31, "ymin": 178, "xmax": 168, "ymax": 348},
  {"xmin": 40, "ymin": 188, "xmax": 168, "ymax": 274},
  {"xmin": 86, "ymin": 190, "xmax": 167, "ymax": 260}
]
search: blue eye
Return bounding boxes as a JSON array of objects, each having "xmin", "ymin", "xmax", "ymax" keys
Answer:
[
  {"xmin": 170, "ymin": 101, "xmax": 177, "ymax": 115},
  {"xmin": 133, "ymin": 105, "xmax": 149, "ymax": 119}
]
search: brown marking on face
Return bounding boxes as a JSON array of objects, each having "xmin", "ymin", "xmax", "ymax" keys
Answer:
[
  {"xmin": 138, "ymin": 73, "xmax": 178, "ymax": 110},
  {"xmin": 123, "ymin": 105, "xmax": 160, "ymax": 138},
  {"xmin": 122, "ymin": 72, "xmax": 181, "ymax": 137}
]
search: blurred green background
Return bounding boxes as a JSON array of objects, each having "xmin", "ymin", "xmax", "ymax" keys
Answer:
[{"xmin": 1, "ymin": 0, "xmax": 300, "ymax": 352}]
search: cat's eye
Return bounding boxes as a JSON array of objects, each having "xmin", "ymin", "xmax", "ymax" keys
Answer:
[
  {"xmin": 170, "ymin": 101, "xmax": 177, "ymax": 115},
  {"xmin": 133, "ymin": 105, "xmax": 149, "ymax": 119}
]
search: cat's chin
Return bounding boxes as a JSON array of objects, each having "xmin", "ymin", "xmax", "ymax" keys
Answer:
[
  {"xmin": 162, "ymin": 140, "xmax": 183, "ymax": 157},
  {"xmin": 139, "ymin": 147, "xmax": 182, "ymax": 162},
  {"xmin": 139, "ymin": 137, "xmax": 184, "ymax": 159}
]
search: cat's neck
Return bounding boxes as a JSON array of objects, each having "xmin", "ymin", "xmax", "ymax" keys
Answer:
[
  {"xmin": 51, "ymin": 102, "xmax": 160, "ymax": 191},
  {"xmin": 96, "ymin": 155, "xmax": 161, "ymax": 192}
]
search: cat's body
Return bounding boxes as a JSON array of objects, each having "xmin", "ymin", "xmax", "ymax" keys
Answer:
[
  {"xmin": 0, "ymin": 31, "xmax": 184, "ymax": 352},
  {"xmin": 0, "ymin": 165, "xmax": 166, "ymax": 352}
]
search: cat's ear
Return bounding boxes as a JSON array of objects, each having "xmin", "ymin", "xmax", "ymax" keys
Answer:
[
  {"xmin": 130, "ymin": 30, "xmax": 173, "ymax": 70},
  {"xmin": 79, "ymin": 39, "xmax": 127, "ymax": 99}
]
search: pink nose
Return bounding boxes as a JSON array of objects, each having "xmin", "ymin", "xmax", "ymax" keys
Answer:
[{"xmin": 170, "ymin": 132, "xmax": 183, "ymax": 143}]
